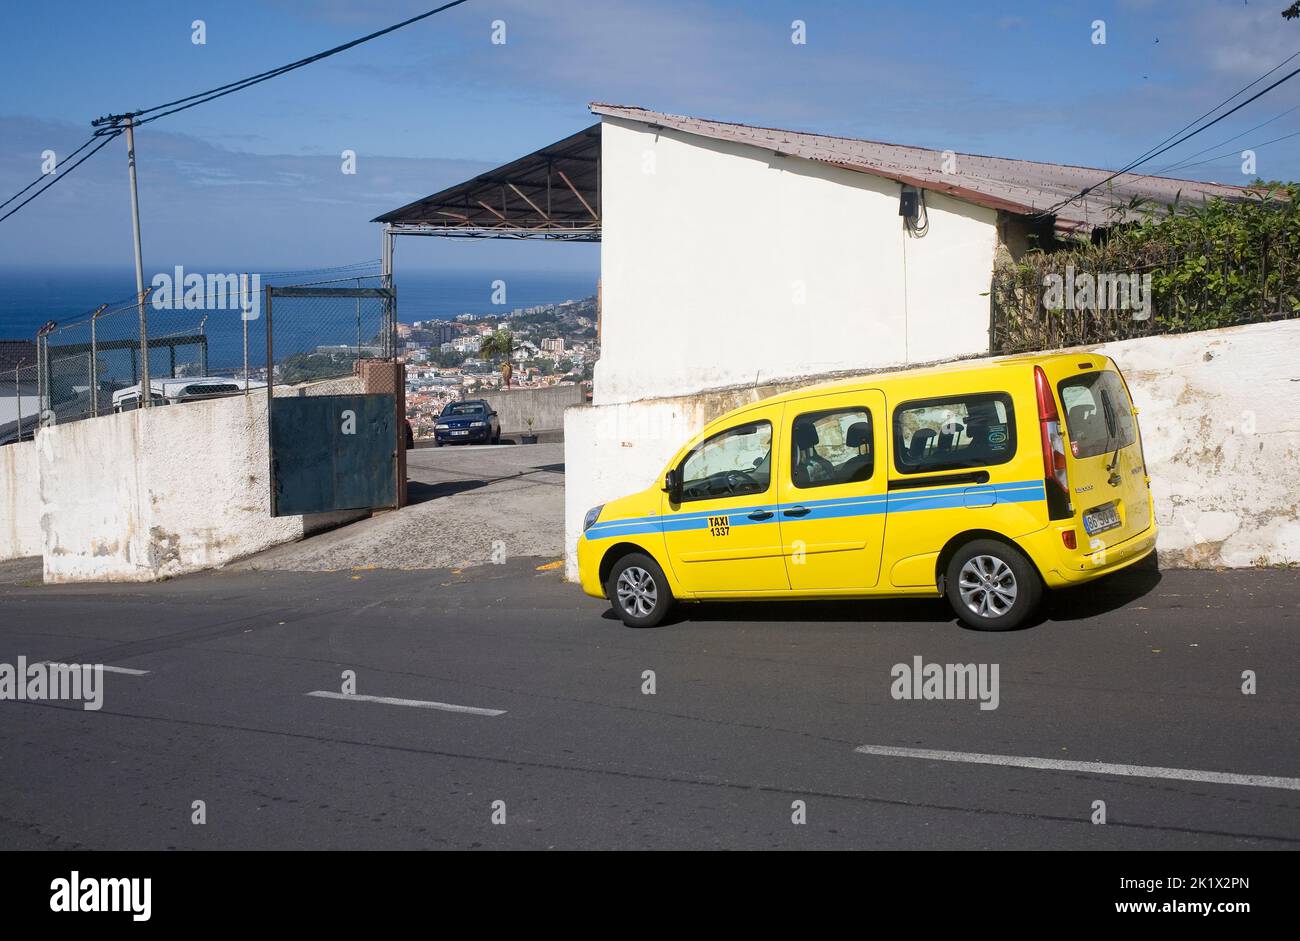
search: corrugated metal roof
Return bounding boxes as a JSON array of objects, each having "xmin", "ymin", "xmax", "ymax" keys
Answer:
[
  {"xmin": 591, "ymin": 103, "xmax": 1257, "ymax": 234},
  {"xmin": 372, "ymin": 124, "xmax": 600, "ymax": 236}
]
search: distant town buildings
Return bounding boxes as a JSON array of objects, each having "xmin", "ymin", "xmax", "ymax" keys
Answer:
[{"xmin": 400, "ymin": 293, "xmax": 597, "ymax": 437}]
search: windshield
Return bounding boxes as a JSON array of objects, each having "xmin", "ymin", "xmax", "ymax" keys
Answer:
[
  {"xmin": 443, "ymin": 402, "xmax": 487, "ymax": 417},
  {"xmin": 1058, "ymin": 371, "xmax": 1136, "ymax": 459}
]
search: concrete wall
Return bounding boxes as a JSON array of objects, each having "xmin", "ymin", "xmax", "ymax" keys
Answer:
[
  {"xmin": 594, "ymin": 117, "xmax": 1000, "ymax": 405},
  {"xmin": 37, "ymin": 395, "xmax": 364, "ymax": 582},
  {"xmin": 1092, "ymin": 320, "xmax": 1300, "ymax": 567},
  {"xmin": 0, "ymin": 440, "xmax": 40, "ymax": 560},
  {"xmin": 564, "ymin": 319, "xmax": 1300, "ymax": 581},
  {"xmin": 482, "ymin": 384, "xmax": 584, "ymax": 434}
]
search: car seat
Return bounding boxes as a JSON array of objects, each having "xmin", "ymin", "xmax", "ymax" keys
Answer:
[
  {"xmin": 838, "ymin": 421, "xmax": 874, "ymax": 482},
  {"xmin": 792, "ymin": 422, "xmax": 835, "ymax": 485}
]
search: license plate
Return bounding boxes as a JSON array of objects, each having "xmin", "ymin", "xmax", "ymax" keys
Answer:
[
  {"xmin": 451, "ymin": 430, "xmax": 469, "ymax": 436},
  {"xmin": 1083, "ymin": 503, "xmax": 1121, "ymax": 535}
]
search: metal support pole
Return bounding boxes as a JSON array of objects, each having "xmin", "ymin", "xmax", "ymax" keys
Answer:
[
  {"xmin": 381, "ymin": 225, "xmax": 396, "ymax": 359},
  {"xmin": 90, "ymin": 307, "xmax": 100, "ymax": 417},
  {"xmin": 242, "ymin": 272, "xmax": 250, "ymax": 394},
  {"xmin": 34, "ymin": 337, "xmax": 42, "ymax": 418},
  {"xmin": 125, "ymin": 117, "xmax": 151, "ymax": 407},
  {"xmin": 13, "ymin": 362, "xmax": 23, "ymax": 441}
]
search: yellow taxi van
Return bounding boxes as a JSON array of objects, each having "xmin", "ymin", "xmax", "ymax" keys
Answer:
[{"xmin": 578, "ymin": 352, "xmax": 1157, "ymax": 630}]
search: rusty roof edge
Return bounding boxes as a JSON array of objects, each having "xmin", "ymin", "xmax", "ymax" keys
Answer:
[{"xmin": 589, "ymin": 103, "xmax": 1258, "ymax": 201}]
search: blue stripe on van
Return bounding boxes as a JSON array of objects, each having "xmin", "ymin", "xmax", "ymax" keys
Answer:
[{"xmin": 582, "ymin": 479, "xmax": 1047, "ymax": 541}]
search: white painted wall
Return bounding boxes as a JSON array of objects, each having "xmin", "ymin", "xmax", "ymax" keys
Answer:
[
  {"xmin": 0, "ymin": 440, "xmax": 40, "ymax": 560},
  {"xmin": 36, "ymin": 395, "xmax": 364, "ymax": 582},
  {"xmin": 564, "ymin": 319, "xmax": 1300, "ymax": 581},
  {"xmin": 594, "ymin": 117, "xmax": 999, "ymax": 405}
]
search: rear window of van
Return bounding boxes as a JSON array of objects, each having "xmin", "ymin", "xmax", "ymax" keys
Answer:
[
  {"xmin": 1058, "ymin": 371, "xmax": 1136, "ymax": 459},
  {"xmin": 893, "ymin": 393, "xmax": 1016, "ymax": 473}
]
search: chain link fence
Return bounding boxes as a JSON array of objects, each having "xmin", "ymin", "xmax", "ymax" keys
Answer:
[
  {"xmin": 1, "ymin": 262, "xmax": 388, "ymax": 445},
  {"xmin": 264, "ymin": 276, "xmax": 393, "ymax": 397}
]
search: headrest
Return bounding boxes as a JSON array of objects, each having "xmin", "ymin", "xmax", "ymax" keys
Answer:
[
  {"xmin": 794, "ymin": 423, "xmax": 821, "ymax": 449},
  {"xmin": 845, "ymin": 422, "xmax": 871, "ymax": 448},
  {"xmin": 909, "ymin": 427, "xmax": 937, "ymax": 455}
]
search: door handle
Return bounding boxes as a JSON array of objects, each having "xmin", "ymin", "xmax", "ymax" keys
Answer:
[
  {"xmin": 783, "ymin": 505, "xmax": 810, "ymax": 518},
  {"xmin": 747, "ymin": 509, "xmax": 774, "ymax": 521}
]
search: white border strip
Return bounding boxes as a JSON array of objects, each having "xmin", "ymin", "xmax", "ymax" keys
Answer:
[
  {"xmin": 307, "ymin": 690, "xmax": 505, "ymax": 716},
  {"xmin": 854, "ymin": 744, "xmax": 1300, "ymax": 791}
]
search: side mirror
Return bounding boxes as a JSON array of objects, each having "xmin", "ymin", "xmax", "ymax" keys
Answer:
[{"xmin": 663, "ymin": 468, "xmax": 683, "ymax": 503}]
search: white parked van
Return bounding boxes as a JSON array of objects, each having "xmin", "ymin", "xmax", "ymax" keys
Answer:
[{"xmin": 111, "ymin": 377, "xmax": 267, "ymax": 412}]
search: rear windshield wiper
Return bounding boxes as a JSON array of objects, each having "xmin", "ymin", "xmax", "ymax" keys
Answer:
[{"xmin": 1100, "ymin": 389, "xmax": 1123, "ymax": 478}]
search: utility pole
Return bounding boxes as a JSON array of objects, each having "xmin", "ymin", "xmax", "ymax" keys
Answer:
[{"xmin": 124, "ymin": 116, "xmax": 151, "ymax": 407}]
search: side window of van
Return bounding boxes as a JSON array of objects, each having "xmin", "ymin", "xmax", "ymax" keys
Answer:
[
  {"xmin": 679, "ymin": 421, "xmax": 773, "ymax": 502},
  {"xmin": 893, "ymin": 393, "xmax": 1015, "ymax": 473},
  {"xmin": 790, "ymin": 408, "xmax": 874, "ymax": 488}
]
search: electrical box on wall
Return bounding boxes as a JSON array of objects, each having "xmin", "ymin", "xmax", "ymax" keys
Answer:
[{"xmin": 899, "ymin": 186, "xmax": 920, "ymax": 220}]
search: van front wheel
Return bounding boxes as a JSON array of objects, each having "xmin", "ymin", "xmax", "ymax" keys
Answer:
[
  {"xmin": 944, "ymin": 540, "xmax": 1041, "ymax": 631},
  {"xmin": 606, "ymin": 552, "xmax": 675, "ymax": 628}
]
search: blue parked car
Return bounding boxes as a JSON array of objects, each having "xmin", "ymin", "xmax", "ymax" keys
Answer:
[{"xmin": 434, "ymin": 399, "xmax": 500, "ymax": 446}]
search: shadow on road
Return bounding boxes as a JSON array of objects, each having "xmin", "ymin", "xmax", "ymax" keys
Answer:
[
  {"xmin": 405, "ymin": 479, "xmax": 492, "ymax": 505},
  {"xmin": 600, "ymin": 556, "xmax": 1163, "ymax": 631}
]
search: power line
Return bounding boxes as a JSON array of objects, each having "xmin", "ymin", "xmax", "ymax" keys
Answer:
[
  {"xmin": 1159, "ymin": 129, "xmax": 1300, "ymax": 174},
  {"xmin": 1110, "ymin": 50, "xmax": 1300, "ymax": 186},
  {"xmin": 0, "ymin": 133, "xmax": 107, "ymax": 211},
  {"xmin": 2, "ymin": 1, "xmax": 472, "ymax": 225},
  {"xmin": 1041, "ymin": 52, "xmax": 1300, "ymax": 216},
  {"xmin": 1154, "ymin": 103, "xmax": 1300, "ymax": 174},
  {"xmin": 0, "ymin": 130, "xmax": 122, "ymax": 225},
  {"xmin": 93, "ymin": 0, "xmax": 472, "ymax": 130}
]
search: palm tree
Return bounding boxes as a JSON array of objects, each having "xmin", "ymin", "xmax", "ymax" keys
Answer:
[{"xmin": 479, "ymin": 329, "xmax": 516, "ymax": 387}]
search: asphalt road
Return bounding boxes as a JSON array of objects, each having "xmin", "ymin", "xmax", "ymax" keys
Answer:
[{"xmin": 0, "ymin": 556, "xmax": 1296, "ymax": 850}]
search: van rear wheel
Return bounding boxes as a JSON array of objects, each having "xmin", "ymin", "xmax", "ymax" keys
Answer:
[
  {"xmin": 606, "ymin": 552, "xmax": 674, "ymax": 628},
  {"xmin": 944, "ymin": 539, "xmax": 1041, "ymax": 631}
]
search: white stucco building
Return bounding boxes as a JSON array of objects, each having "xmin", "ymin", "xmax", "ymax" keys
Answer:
[{"xmin": 371, "ymin": 104, "xmax": 1254, "ymax": 578}]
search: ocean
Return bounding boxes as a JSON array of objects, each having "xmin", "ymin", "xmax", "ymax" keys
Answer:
[{"xmin": 0, "ymin": 266, "xmax": 598, "ymax": 374}]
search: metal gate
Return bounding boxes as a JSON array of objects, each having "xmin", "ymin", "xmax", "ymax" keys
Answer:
[{"xmin": 265, "ymin": 284, "xmax": 399, "ymax": 517}]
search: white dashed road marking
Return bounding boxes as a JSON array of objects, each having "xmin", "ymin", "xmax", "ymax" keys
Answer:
[
  {"xmin": 854, "ymin": 744, "xmax": 1300, "ymax": 791},
  {"xmin": 306, "ymin": 690, "xmax": 505, "ymax": 716},
  {"xmin": 39, "ymin": 661, "xmax": 150, "ymax": 676}
]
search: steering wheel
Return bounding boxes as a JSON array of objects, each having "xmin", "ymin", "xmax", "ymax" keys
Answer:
[{"xmin": 722, "ymin": 470, "xmax": 757, "ymax": 493}]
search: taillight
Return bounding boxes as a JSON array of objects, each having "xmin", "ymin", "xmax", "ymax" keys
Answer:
[{"xmin": 1034, "ymin": 366, "xmax": 1069, "ymax": 494}]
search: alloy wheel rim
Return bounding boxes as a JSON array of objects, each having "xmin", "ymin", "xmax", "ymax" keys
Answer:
[
  {"xmin": 616, "ymin": 566, "xmax": 657, "ymax": 618},
  {"xmin": 958, "ymin": 555, "xmax": 1018, "ymax": 618}
]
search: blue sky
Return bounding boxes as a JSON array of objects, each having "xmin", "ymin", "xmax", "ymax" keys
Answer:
[{"xmin": 0, "ymin": 0, "xmax": 1296, "ymax": 272}]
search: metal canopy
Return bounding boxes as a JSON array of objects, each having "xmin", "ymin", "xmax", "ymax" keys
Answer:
[{"xmin": 372, "ymin": 124, "xmax": 601, "ymax": 241}]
